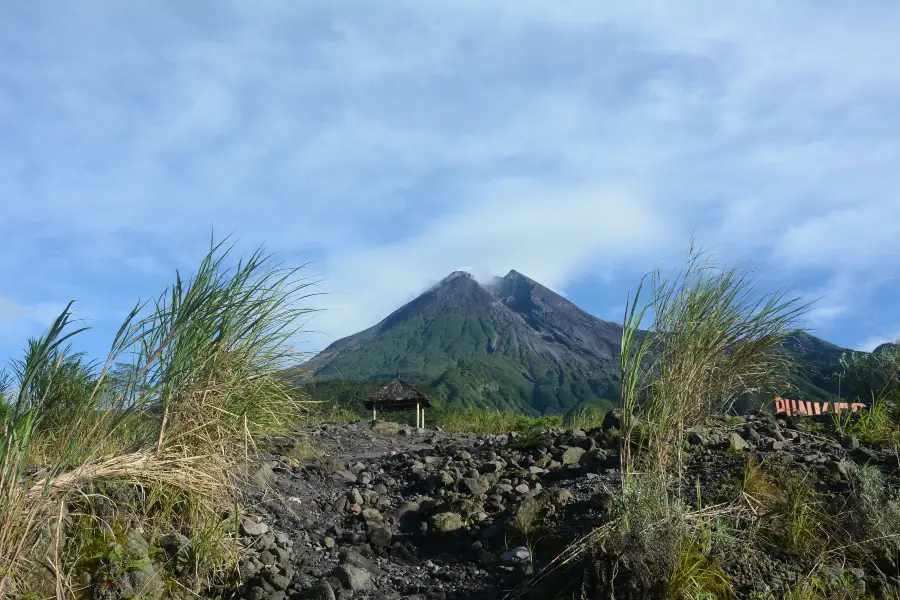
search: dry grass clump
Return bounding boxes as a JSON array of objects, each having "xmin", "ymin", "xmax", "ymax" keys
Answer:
[
  {"xmin": 523, "ymin": 239, "xmax": 809, "ymax": 599},
  {"xmin": 0, "ymin": 238, "xmax": 316, "ymax": 598},
  {"xmin": 620, "ymin": 239, "xmax": 808, "ymax": 486}
]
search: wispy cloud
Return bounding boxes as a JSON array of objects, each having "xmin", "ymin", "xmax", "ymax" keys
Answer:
[{"xmin": 1, "ymin": 1, "xmax": 899, "ymax": 358}]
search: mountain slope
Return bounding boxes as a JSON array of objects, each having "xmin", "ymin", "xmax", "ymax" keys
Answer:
[
  {"xmin": 303, "ymin": 271, "xmax": 622, "ymax": 413},
  {"xmin": 300, "ymin": 270, "xmax": 854, "ymax": 414}
]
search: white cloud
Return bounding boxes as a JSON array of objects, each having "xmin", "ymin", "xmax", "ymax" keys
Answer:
[
  {"xmin": 858, "ymin": 331, "xmax": 900, "ymax": 353},
  {"xmin": 0, "ymin": 1, "xmax": 899, "ymax": 354},
  {"xmin": 303, "ymin": 182, "xmax": 668, "ymax": 343}
]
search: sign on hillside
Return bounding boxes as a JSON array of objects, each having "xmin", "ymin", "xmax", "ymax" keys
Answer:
[{"xmin": 774, "ymin": 396, "xmax": 866, "ymax": 416}]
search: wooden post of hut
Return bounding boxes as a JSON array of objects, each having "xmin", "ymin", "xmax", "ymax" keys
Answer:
[{"xmin": 364, "ymin": 375, "xmax": 431, "ymax": 430}]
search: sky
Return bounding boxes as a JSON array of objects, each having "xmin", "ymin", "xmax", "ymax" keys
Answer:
[{"xmin": 2, "ymin": 1, "xmax": 900, "ymax": 366}]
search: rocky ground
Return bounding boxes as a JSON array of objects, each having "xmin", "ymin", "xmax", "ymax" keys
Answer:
[{"xmin": 218, "ymin": 412, "xmax": 900, "ymax": 600}]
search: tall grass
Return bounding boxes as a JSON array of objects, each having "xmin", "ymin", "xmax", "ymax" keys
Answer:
[
  {"xmin": 0, "ymin": 238, "xmax": 316, "ymax": 597},
  {"xmin": 620, "ymin": 240, "xmax": 808, "ymax": 486}
]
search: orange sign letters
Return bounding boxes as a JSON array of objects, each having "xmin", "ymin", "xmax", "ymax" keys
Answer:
[{"xmin": 774, "ymin": 397, "xmax": 866, "ymax": 416}]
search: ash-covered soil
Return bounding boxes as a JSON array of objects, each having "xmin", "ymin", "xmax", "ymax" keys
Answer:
[{"xmin": 223, "ymin": 414, "xmax": 900, "ymax": 600}]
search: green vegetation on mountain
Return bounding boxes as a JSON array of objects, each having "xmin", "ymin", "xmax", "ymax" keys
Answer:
[{"xmin": 298, "ymin": 270, "xmax": 854, "ymax": 415}]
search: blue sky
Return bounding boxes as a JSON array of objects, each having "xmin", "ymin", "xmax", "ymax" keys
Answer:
[{"xmin": 2, "ymin": 1, "xmax": 900, "ymax": 365}]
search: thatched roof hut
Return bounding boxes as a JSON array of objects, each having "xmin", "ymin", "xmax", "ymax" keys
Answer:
[{"xmin": 364, "ymin": 376, "xmax": 432, "ymax": 411}]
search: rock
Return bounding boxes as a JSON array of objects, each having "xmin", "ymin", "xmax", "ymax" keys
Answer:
[
  {"xmin": 310, "ymin": 579, "xmax": 337, "ymax": 600},
  {"xmin": 547, "ymin": 488, "xmax": 575, "ymax": 506},
  {"xmin": 324, "ymin": 536, "xmax": 336, "ymax": 549},
  {"xmin": 729, "ymin": 433, "xmax": 750, "ymax": 451},
  {"xmin": 460, "ymin": 477, "xmax": 490, "ymax": 496},
  {"xmin": 561, "ymin": 447, "xmax": 586, "ymax": 465},
  {"xmin": 361, "ymin": 508, "xmax": 383, "ymax": 524},
  {"xmin": 243, "ymin": 586, "xmax": 267, "ymax": 600},
  {"xmin": 766, "ymin": 440, "xmax": 784, "ymax": 451},
  {"xmin": 514, "ymin": 483, "xmax": 530, "ymax": 494},
  {"xmin": 372, "ymin": 420, "xmax": 402, "ymax": 436},
  {"xmin": 853, "ymin": 447, "xmax": 879, "ymax": 463},
  {"xmin": 602, "ymin": 409, "xmax": 622, "ymax": 431},
  {"xmin": 254, "ymin": 531, "xmax": 276, "ymax": 551},
  {"xmin": 429, "ymin": 471, "xmax": 456, "ymax": 487},
  {"xmin": 241, "ymin": 518, "xmax": 269, "ymax": 537},
  {"xmin": 368, "ymin": 525, "xmax": 392, "ymax": 548},
  {"xmin": 501, "ymin": 546, "xmax": 531, "ymax": 564},
  {"xmin": 841, "ymin": 435, "xmax": 860, "ymax": 450},
  {"xmin": 334, "ymin": 564, "xmax": 374, "ymax": 592},
  {"xmin": 394, "ymin": 502, "xmax": 422, "ymax": 533},
  {"xmin": 479, "ymin": 461, "xmax": 503, "ymax": 474},
  {"xmin": 333, "ymin": 470, "xmax": 358, "ymax": 483},
  {"xmin": 687, "ymin": 431, "xmax": 706, "ymax": 446},
  {"xmin": 429, "ymin": 512, "xmax": 464, "ymax": 534},
  {"xmin": 347, "ymin": 488, "xmax": 364, "ymax": 505},
  {"xmin": 827, "ymin": 460, "xmax": 851, "ymax": 479},
  {"xmin": 265, "ymin": 572, "xmax": 291, "ymax": 590},
  {"xmin": 251, "ymin": 463, "xmax": 277, "ymax": 489},
  {"xmin": 93, "ymin": 559, "xmax": 164, "ymax": 600}
]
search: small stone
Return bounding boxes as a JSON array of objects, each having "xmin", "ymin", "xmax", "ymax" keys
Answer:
[
  {"xmin": 429, "ymin": 512, "xmax": 464, "ymax": 534},
  {"xmin": 372, "ymin": 420, "xmax": 402, "ymax": 436},
  {"xmin": 361, "ymin": 508, "xmax": 383, "ymax": 524},
  {"xmin": 265, "ymin": 572, "xmax": 291, "ymax": 590},
  {"xmin": 251, "ymin": 463, "xmax": 277, "ymax": 488},
  {"xmin": 324, "ymin": 536, "xmax": 336, "ymax": 549},
  {"xmin": 479, "ymin": 461, "xmax": 503, "ymax": 474},
  {"xmin": 841, "ymin": 435, "xmax": 860, "ymax": 450},
  {"xmin": 501, "ymin": 546, "xmax": 531, "ymax": 563},
  {"xmin": 602, "ymin": 409, "xmax": 622, "ymax": 431},
  {"xmin": 347, "ymin": 488, "xmax": 364, "ymax": 505},
  {"xmin": 729, "ymin": 433, "xmax": 750, "ymax": 451},
  {"xmin": 334, "ymin": 564, "xmax": 374, "ymax": 592},
  {"xmin": 460, "ymin": 477, "xmax": 490, "ymax": 496},
  {"xmin": 687, "ymin": 431, "xmax": 706, "ymax": 446},
  {"xmin": 561, "ymin": 447, "xmax": 586, "ymax": 465},
  {"xmin": 368, "ymin": 525, "xmax": 392, "ymax": 548},
  {"xmin": 334, "ymin": 470, "xmax": 358, "ymax": 483},
  {"xmin": 548, "ymin": 488, "xmax": 575, "ymax": 505},
  {"xmin": 310, "ymin": 579, "xmax": 337, "ymax": 600},
  {"xmin": 429, "ymin": 471, "xmax": 456, "ymax": 487},
  {"xmin": 245, "ymin": 586, "xmax": 267, "ymax": 600},
  {"xmin": 241, "ymin": 518, "xmax": 269, "ymax": 536},
  {"xmin": 159, "ymin": 533, "xmax": 190, "ymax": 557},
  {"xmin": 514, "ymin": 483, "xmax": 530, "ymax": 494}
]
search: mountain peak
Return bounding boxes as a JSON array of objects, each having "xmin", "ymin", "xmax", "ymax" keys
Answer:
[{"xmin": 441, "ymin": 270, "xmax": 476, "ymax": 283}]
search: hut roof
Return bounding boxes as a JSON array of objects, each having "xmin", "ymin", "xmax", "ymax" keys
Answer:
[{"xmin": 364, "ymin": 377, "xmax": 432, "ymax": 410}]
